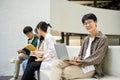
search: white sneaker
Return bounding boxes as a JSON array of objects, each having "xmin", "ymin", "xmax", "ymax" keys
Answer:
[{"xmin": 9, "ymin": 77, "xmax": 18, "ymax": 80}]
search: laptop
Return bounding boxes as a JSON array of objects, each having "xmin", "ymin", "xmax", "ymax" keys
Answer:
[
  {"xmin": 54, "ymin": 44, "xmax": 82, "ymax": 64},
  {"xmin": 54, "ymin": 44, "xmax": 70, "ymax": 60}
]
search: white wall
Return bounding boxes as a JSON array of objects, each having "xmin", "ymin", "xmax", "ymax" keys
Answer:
[
  {"xmin": 51, "ymin": 0, "xmax": 120, "ymax": 35},
  {"xmin": 0, "ymin": 0, "xmax": 50, "ymax": 76}
]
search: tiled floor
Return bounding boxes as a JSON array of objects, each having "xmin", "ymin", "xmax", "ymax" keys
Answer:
[{"xmin": 0, "ymin": 76, "xmax": 21, "ymax": 80}]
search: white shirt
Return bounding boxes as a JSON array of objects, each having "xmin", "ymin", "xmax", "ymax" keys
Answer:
[
  {"xmin": 40, "ymin": 33, "xmax": 57, "ymax": 70},
  {"xmin": 28, "ymin": 35, "xmax": 34, "ymax": 44},
  {"xmin": 82, "ymin": 37, "xmax": 95, "ymax": 74},
  {"xmin": 36, "ymin": 39, "xmax": 40, "ymax": 51}
]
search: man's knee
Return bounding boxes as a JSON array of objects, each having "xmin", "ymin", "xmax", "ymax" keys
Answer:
[
  {"xmin": 18, "ymin": 53, "xmax": 28, "ymax": 60},
  {"xmin": 18, "ymin": 54, "xmax": 23, "ymax": 60},
  {"xmin": 15, "ymin": 58, "xmax": 21, "ymax": 64},
  {"xmin": 63, "ymin": 66, "xmax": 72, "ymax": 74},
  {"xmin": 16, "ymin": 55, "xmax": 25, "ymax": 64},
  {"xmin": 52, "ymin": 60, "xmax": 64, "ymax": 68},
  {"xmin": 63, "ymin": 66, "xmax": 78, "ymax": 77}
]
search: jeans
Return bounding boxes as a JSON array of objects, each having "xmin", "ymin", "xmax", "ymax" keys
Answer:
[{"xmin": 22, "ymin": 59, "xmax": 28, "ymax": 72}]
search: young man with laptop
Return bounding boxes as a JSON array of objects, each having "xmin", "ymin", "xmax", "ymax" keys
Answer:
[{"xmin": 51, "ymin": 13, "xmax": 108, "ymax": 80}]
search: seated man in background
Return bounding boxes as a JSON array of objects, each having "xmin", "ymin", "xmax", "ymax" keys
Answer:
[
  {"xmin": 50, "ymin": 13, "xmax": 108, "ymax": 80},
  {"xmin": 22, "ymin": 28, "xmax": 44, "ymax": 71},
  {"xmin": 10, "ymin": 26, "xmax": 38, "ymax": 80}
]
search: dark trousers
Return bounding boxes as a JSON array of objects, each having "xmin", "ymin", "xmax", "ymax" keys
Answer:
[{"xmin": 21, "ymin": 56, "xmax": 42, "ymax": 80}]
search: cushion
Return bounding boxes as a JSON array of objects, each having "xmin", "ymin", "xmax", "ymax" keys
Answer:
[{"xmin": 71, "ymin": 75, "xmax": 120, "ymax": 80}]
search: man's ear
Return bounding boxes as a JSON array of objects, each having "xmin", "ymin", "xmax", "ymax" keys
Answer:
[
  {"xmin": 94, "ymin": 21, "xmax": 97, "ymax": 23},
  {"xmin": 94, "ymin": 21, "xmax": 97, "ymax": 27}
]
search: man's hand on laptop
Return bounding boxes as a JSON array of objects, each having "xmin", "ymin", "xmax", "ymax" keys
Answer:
[
  {"xmin": 64, "ymin": 56, "xmax": 82, "ymax": 66},
  {"xmin": 64, "ymin": 60, "xmax": 82, "ymax": 66},
  {"xmin": 71, "ymin": 56, "xmax": 80, "ymax": 61}
]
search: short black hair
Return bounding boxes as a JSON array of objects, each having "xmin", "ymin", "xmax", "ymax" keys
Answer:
[
  {"xmin": 36, "ymin": 21, "xmax": 52, "ymax": 32},
  {"xmin": 82, "ymin": 13, "xmax": 97, "ymax": 24},
  {"xmin": 23, "ymin": 26, "xmax": 33, "ymax": 34}
]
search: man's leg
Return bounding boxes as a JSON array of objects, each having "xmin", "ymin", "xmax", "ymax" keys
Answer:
[
  {"xmin": 62, "ymin": 65, "xmax": 95, "ymax": 80},
  {"xmin": 50, "ymin": 60, "xmax": 70, "ymax": 80},
  {"xmin": 11, "ymin": 53, "xmax": 29, "ymax": 80},
  {"xmin": 21, "ymin": 61, "xmax": 41, "ymax": 80}
]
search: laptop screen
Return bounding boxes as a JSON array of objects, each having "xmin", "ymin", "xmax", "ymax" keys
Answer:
[{"xmin": 54, "ymin": 44, "xmax": 69, "ymax": 60}]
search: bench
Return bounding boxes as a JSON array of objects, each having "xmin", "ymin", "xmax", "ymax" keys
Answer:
[{"xmin": 37, "ymin": 46, "xmax": 120, "ymax": 80}]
